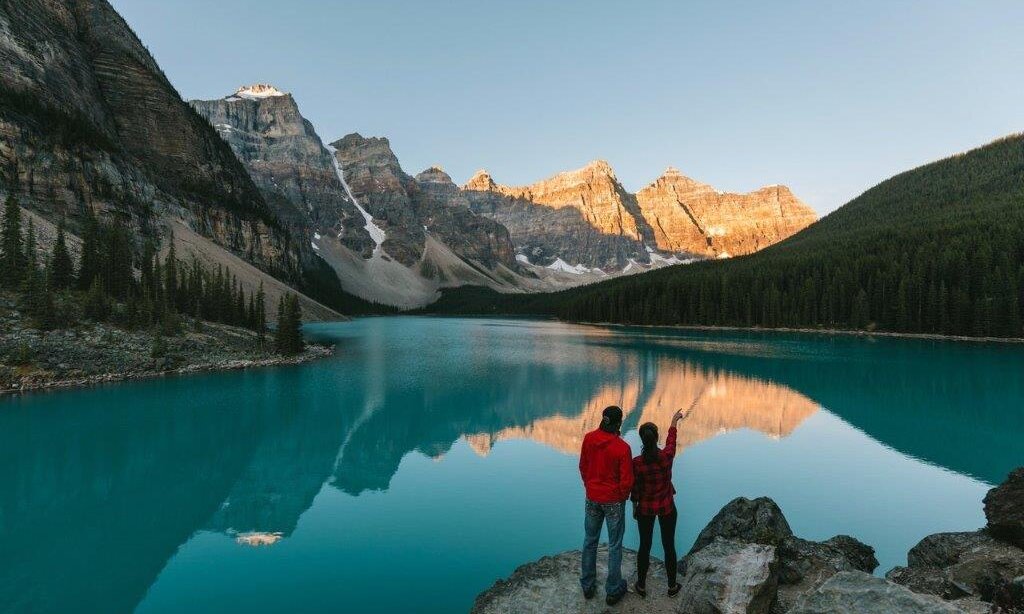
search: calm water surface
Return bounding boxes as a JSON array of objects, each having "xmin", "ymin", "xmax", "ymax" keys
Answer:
[{"xmin": 2, "ymin": 317, "xmax": 1022, "ymax": 613}]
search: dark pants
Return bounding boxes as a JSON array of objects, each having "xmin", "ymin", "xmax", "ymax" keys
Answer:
[{"xmin": 636, "ymin": 508, "xmax": 678, "ymax": 587}]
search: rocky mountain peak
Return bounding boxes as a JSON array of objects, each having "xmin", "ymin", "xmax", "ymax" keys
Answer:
[
  {"xmin": 583, "ymin": 159, "xmax": 614, "ymax": 174},
  {"xmin": 231, "ymin": 84, "xmax": 289, "ymax": 100},
  {"xmin": 416, "ymin": 166, "xmax": 454, "ymax": 184},
  {"xmin": 464, "ymin": 170, "xmax": 497, "ymax": 192},
  {"xmin": 647, "ymin": 167, "xmax": 715, "ymax": 194}
]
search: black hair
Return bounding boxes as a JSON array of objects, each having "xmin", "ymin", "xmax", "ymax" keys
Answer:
[
  {"xmin": 639, "ymin": 422, "xmax": 660, "ymax": 464},
  {"xmin": 600, "ymin": 406, "xmax": 623, "ymax": 433}
]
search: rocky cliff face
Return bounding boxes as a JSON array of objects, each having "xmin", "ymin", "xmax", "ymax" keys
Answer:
[
  {"xmin": 330, "ymin": 134, "xmax": 521, "ymax": 275},
  {"xmin": 190, "ymin": 86, "xmax": 373, "ymax": 257},
  {"xmin": 637, "ymin": 167, "xmax": 818, "ymax": 258},
  {"xmin": 464, "ymin": 163, "xmax": 656, "ymax": 270},
  {"xmin": 0, "ymin": 0, "xmax": 300, "ymax": 279},
  {"xmin": 464, "ymin": 162, "xmax": 816, "ymax": 268}
]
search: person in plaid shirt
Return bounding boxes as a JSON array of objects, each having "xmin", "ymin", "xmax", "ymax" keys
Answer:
[{"xmin": 631, "ymin": 407, "xmax": 690, "ymax": 597}]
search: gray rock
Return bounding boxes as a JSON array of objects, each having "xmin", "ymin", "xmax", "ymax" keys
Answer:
[
  {"xmin": 677, "ymin": 538, "xmax": 779, "ymax": 614},
  {"xmin": 822, "ymin": 535, "xmax": 880, "ymax": 574},
  {"xmin": 908, "ymin": 532, "xmax": 994, "ymax": 569},
  {"xmin": 773, "ymin": 535, "xmax": 879, "ymax": 613},
  {"xmin": 687, "ymin": 496, "xmax": 794, "ymax": 556},
  {"xmin": 788, "ymin": 571, "xmax": 965, "ymax": 613},
  {"xmin": 888, "ymin": 530, "xmax": 1024, "ymax": 602},
  {"xmin": 986, "ymin": 468, "xmax": 1024, "ymax": 549},
  {"xmin": 886, "ymin": 565, "xmax": 971, "ymax": 601},
  {"xmin": 992, "ymin": 575, "xmax": 1024, "ymax": 612},
  {"xmin": 471, "ymin": 546, "xmax": 677, "ymax": 614}
]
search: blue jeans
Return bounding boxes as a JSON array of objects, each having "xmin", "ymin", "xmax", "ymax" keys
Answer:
[{"xmin": 580, "ymin": 499, "xmax": 627, "ymax": 597}]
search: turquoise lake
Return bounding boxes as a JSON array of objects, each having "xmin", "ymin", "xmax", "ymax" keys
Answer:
[{"xmin": 2, "ymin": 317, "xmax": 1023, "ymax": 613}]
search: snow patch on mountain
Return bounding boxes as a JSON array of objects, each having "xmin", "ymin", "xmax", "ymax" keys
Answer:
[
  {"xmin": 233, "ymin": 84, "xmax": 288, "ymax": 100},
  {"xmin": 324, "ymin": 144, "xmax": 386, "ymax": 257},
  {"xmin": 547, "ymin": 258, "xmax": 597, "ymax": 275}
]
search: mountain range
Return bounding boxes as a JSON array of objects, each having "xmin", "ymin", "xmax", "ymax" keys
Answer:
[
  {"xmin": 428, "ymin": 133, "xmax": 1024, "ymax": 339},
  {"xmin": 28, "ymin": 0, "xmax": 1019, "ymax": 337},
  {"xmin": 190, "ymin": 84, "xmax": 815, "ymax": 308}
]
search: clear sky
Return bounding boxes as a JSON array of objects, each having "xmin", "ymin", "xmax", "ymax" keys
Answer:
[{"xmin": 110, "ymin": 0, "xmax": 1024, "ymax": 214}]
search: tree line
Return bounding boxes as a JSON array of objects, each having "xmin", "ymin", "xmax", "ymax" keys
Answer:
[
  {"xmin": 1, "ymin": 195, "xmax": 306, "ymax": 355},
  {"xmin": 426, "ymin": 134, "xmax": 1024, "ymax": 339}
]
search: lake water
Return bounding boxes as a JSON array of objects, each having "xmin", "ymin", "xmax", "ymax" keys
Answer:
[{"xmin": 1, "ymin": 317, "xmax": 1022, "ymax": 613}]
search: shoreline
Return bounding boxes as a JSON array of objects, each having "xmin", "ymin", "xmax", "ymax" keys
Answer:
[
  {"xmin": 568, "ymin": 320, "xmax": 1024, "ymax": 345},
  {"xmin": 406, "ymin": 312, "xmax": 1024, "ymax": 344},
  {"xmin": 1, "ymin": 344, "xmax": 334, "ymax": 397}
]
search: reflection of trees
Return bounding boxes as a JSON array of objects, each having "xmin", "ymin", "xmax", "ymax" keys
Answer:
[{"xmin": 0, "ymin": 370, "xmax": 361, "ymax": 614}]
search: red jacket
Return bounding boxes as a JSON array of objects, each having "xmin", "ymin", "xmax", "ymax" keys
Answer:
[{"xmin": 579, "ymin": 428, "xmax": 634, "ymax": 503}]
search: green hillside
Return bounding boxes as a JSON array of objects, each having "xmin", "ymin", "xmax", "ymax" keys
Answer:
[{"xmin": 424, "ymin": 134, "xmax": 1024, "ymax": 338}]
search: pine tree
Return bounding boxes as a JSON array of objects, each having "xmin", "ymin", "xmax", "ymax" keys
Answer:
[
  {"xmin": 1, "ymin": 193, "xmax": 24, "ymax": 288},
  {"xmin": 255, "ymin": 282, "xmax": 267, "ymax": 347},
  {"xmin": 20, "ymin": 219, "xmax": 48, "ymax": 325},
  {"xmin": 83, "ymin": 277, "xmax": 110, "ymax": 321},
  {"xmin": 77, "ymin": 209, "xmax": 101, "ymax": 290},
  {"xmin": 274, "ymin": 293, "xmax": 304, "ymax": 355},
  {"xmin": 49, "ymin": 219, "xmax": 74, "ymax": 290},
  {"xmin": 164, "ymin": 240, "xmax": 178, "ymax": 309}
]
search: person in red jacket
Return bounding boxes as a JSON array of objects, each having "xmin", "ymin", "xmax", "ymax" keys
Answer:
[
  {"xmin": 631, "ymin": 408, "xmax": 689, "ymax": 598},
  {"xmin": 579, "ymin": 406, "xmax": 634, "ymax": 605}
]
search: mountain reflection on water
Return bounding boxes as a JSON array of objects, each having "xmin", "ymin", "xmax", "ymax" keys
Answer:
[{"xmin": 0, "ymin": 317, "xmax": 1021, "ymax": 614}]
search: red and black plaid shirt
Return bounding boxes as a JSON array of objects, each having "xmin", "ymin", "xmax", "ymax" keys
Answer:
[{"xmin": 630, "ymin": 426, "xmax": 678, "ymax": 517}]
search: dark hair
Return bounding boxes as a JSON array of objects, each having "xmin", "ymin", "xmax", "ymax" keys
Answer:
[
  {"xmin": 600, "ymin": 406, "xmax": 623, "ymax": 433},
  {"xmin": 639, "ymin": 422, "xmax": 660, "ymax": 464}
]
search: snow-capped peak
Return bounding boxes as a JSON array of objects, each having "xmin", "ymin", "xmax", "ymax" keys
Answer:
[{"xmin": 232, "ymin": 84, "xmax": 288, "ymax": 100}]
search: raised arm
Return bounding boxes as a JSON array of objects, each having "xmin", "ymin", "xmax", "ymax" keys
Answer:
[{"xmin": 665, "ymin": 408, "xmax": 689, "ymax": 461}]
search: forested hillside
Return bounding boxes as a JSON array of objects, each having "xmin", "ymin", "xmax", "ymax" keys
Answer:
[{"xmin": 425, "ymin": 134, "xmax": 1024, "ymax": 339}]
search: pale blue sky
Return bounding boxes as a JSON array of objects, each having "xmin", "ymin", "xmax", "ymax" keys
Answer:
[{"xmin": 111, "ymin": 0, "xmax": 1024, "ymax": 214}]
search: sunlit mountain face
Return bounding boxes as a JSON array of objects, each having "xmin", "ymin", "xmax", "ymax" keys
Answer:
[{"xmin": 2, "ymin": 318, "xmax": 1022, "ymax": 613}]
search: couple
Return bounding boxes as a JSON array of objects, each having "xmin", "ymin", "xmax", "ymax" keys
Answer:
[{"xmin": 578, "ymin": 405, "xmax": 690, "ymax": 605}]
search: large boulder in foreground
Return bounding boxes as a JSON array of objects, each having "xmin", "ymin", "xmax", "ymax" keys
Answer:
[
  {"xmin": 687, "ymin": 497, "xmax": 794, "ymax": 556},
  {"xmin": 677, "ymin": 538, "xmax": 779, "ymax": 614},
  {"xmin": 788, "ymin": 571, "xmax": 967, "ymax": 613},
  {"xmin": 686, "ymin": 496, "xmax": 877, "ymax": 613},
  {"xmin": 985, "ymin": 467, "xmax": 1024, "ymax": 549},
  {"xmin": 470, "ymin": 546, "xmax": 676, "ymax": 614},
  {"xmin": 772, "ymin": 535, "xmax": 879, "ymax": 613},
  {"xmin": 887, "ymin": 530, "xmax": 1024, "ymax": 602}
]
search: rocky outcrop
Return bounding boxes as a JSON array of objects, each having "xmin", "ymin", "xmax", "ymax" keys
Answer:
[
  {"xmin": 636, "ymin": 168, "xmax": 818, "ymax": 258},
  {"xmin": 986, "ymin": 468, "xmax": 1024, "ymax": 549},
  {"xmin": 190, "ymin": 86, "xmax": 373, "ymax": 257},
  {"xmin": 884, "ymin": 469, "xmax": 1024, "ymax": 610},
  {"xmin": 464, "ymin": 163, "xmax": 816, "ymax": 270},
  {"xmin": 788, "ymin": 571, "xmax": 967, "ymax": 614},
  {"xmin": 0, "ymin": 0, "xmax": 300, "ymax": 280},
  {"xmin": 886, "ymin": 531, "xmax": 1024, "ymax": 602},
  {"xmin": 473, "ymin": 496, "xmax": 879, "ymax": 614},
  {"xmin": 684, "ymin": 495, "xmax": 877, "ymax": 613},
  {"xmin": 473, "ymin": 473, "xmax": 1023, "ymax": 614},
  {"xmin": 677, "ymin": 538, "xmax": 779, "ymax": 614},
  {"xmin": 471, "ymin": 546, "xmax": 677, "ymax": 614},
  {"xmin": 688, "ymin": 496, "xmax": 794, "ymax": 555},
  {"xmin": 773, "ymin": 536, "xmax": 880, "ymax": 613}
]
